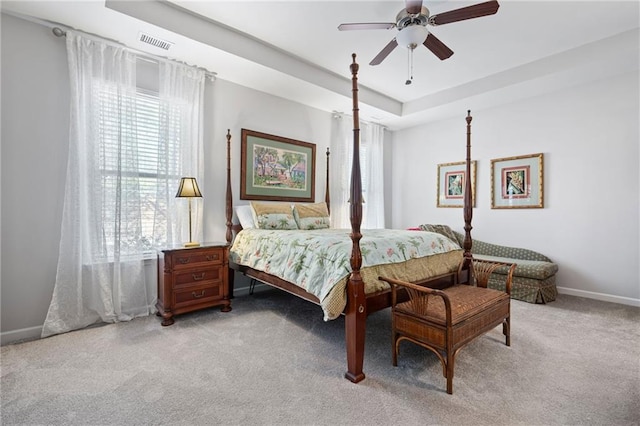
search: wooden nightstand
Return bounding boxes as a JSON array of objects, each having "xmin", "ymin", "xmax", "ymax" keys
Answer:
[{"xmin": 156, "ymin": 243, "xmax": 232, "ymax": 326}]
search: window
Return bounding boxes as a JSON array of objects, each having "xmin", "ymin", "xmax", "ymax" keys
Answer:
[
  {"xmin": 330, "ymin": 117, "xmax": 385, "ymax": 229},
  {"xmin": 43, "ymin": 33, "xmax": 207, "ymax": 337},
  {"xmin": 97, "ymin": 87, "xmax": 180, "ymax": 258}
]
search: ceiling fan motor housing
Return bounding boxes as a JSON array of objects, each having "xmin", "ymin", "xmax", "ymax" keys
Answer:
[{"xmin": 395, "ymin": 6, "xmax": 429, "ymax": 29}]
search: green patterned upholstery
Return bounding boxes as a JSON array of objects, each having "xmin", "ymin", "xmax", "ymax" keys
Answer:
[
  {"xmin": 460, "ymin": 235, "xmax": 552, "ymax": 262},
  {"xmin": 487, "ymin": 275, "xmax": 557, "ymax": 304},
  {"xmin": 469, "ymin": 255, "xmax": 557, "ymax": 280},
  {"xmin": 419, "ymin": 224, "xmax": 459, "ymax": 244},
  {"xmin": 418, "ymin": 224, "xmax": 558, "ymax": 304}
]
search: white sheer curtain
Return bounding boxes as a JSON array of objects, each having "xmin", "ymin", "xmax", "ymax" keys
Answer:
[
  {"xmin": 361, "ymin": 121, "xmax": 386, "ymax": 228},
  {"xmin": 158, "ymin": 62, "xmax": 206, "ymax": 245},
  {"xmin": 330, "ymin": 114, "xmax": 386, "ymax": 229},
  {"xmin": 330, "ymin": 114, "xmax": 351, "ymax": 228},
  {"xmin": 42, "ymin": 32, "xmax": 206, "ymax": 337}
]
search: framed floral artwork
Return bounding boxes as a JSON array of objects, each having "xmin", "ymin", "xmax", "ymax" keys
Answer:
[
  {"xmin": 240, "ymin": 129, "xmax": 316, "ymax": 202},
  {"xmin": 437, "ymin": 161, "xmax": 476, "ymax": 208},
  {"xmin": 491, "ymin": 153, "xmax": 543, "ymax": 209}
]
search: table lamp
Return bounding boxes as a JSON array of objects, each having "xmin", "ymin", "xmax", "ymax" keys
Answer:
[{"xmin": 176, "ymin": 177, "xmax": 202, "ymax": 247}]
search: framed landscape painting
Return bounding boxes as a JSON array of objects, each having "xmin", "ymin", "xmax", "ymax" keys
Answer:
[
  {"xmin": 491, "ymin": 153, "xmax": 543, "ymax": 209},
  {"xmin": 437, "ymin": 161, "xmax": 476, "ymax": 208},
  {"xmin": 240, "ymin": 129, "xmax": 316, "ymax": 202}
]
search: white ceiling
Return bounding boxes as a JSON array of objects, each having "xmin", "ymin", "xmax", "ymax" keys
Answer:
[{"xmin": 2, "ymin": 1, "xmax": 639, "ymax": 130}]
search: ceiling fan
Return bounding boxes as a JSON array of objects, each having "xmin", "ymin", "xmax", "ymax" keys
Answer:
[{"xmin": 338, "ymin": 0, "xmax": 500, "ymax": 79}]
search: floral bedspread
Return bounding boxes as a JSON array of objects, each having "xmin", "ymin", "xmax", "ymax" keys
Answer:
[{"xmin": 230, "ymin": 229, "xmax": 461, "ymax": 318}]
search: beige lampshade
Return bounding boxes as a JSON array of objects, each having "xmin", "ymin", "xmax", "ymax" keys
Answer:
[{"xmin": 175, "ymin": 177, "xmax": 202, "ymax": 198}]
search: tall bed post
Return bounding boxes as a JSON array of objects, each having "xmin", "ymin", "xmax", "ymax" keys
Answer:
[
  {"xmin": 462, "ymin": 111, "xmax": 473, "ymax": 270},
  {"xmin": 345, "ymin": 53, "xmax": 366, "ymax": 383},
  {"xmin": 225, "ymin": 129, "xmax": 235, "ymax": 295},
  {"xmin": 225, "ymin": 129, "xmax": 233, "ymax": 244},
  {"xmin": 325, "ymin": 147, "xmax": 331, "ymax": 214}
]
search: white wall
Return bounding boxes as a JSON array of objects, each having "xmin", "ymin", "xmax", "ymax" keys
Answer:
[
  {"xmin": 1, "ymin": 13, "xmax": 69, "ymax": 343},
  {"xmin": 390, "ymin": 71, "xmax": 640, "ymax": 303},
  {"xmin": 0, "ymin": 13, "xmax": 332, "ymax": 343},
  {"xmin": 203, "ymin": 79, "xmax": 332, "ymax": 244}
]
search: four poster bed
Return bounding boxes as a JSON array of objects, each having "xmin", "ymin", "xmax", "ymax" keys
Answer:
[{"xmin": 224, "ymin": 54, "xmax": 476, "ymax": 383}]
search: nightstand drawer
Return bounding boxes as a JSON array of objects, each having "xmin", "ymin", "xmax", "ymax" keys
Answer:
[
  {"xmin": 174, "ymin": 284, "xmax": 222, "ymax": 307},
  {"xmin": 173, "ymin": 267, "xmax": 222, "ymax": 288},
  {"xmin": 172, "ymin": 248, "xmax": 224, "ymax": 269}
]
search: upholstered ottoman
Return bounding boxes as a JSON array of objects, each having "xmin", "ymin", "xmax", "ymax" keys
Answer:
[{"xmin": 472, "ymin": 254, "xmax": 558, "ymax": 303}]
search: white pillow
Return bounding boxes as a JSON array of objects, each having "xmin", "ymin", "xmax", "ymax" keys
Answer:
[{"xmin": 235, "ymin": 205, "xmax": 255, "ymax": 229}]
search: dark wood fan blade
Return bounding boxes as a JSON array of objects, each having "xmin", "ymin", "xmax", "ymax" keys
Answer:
[
  {"xmin": 405, "ymin": 0, "xmax": 423, "ymax": 15},
  {"xmin": 338, "ymin": 22, "xmax": 395, "ymax": 31},
  {"xmin": 431, "ymin": 0, "xmax": 500, "ymax": 26},
  {"xmin": 423, "ymin": 33, "xmax": 454, "ymax": 60},
  {"xmin": 369, "ymin": 38, "xmax": 398, "ymax": 65}
]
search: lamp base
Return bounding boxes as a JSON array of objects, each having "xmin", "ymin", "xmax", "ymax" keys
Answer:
[{"xmin": 184, "ymin": 242, "xmax": 200, "ymax": 247}]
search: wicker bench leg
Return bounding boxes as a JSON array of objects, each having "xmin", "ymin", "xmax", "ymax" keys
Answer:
[
  {"xmin": 446, "ymin": 351, "xmax": 455, "ymax": 395},
  {"xmin": 392, "ymin": 333, "xmax": 399, "ymax": 366},
  {"xmin": 503, "ymin": 316, "xmax": 511, "ymax": 346}
]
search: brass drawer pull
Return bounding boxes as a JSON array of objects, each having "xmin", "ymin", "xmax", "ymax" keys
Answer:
[
  {"xmin": 192, "ymin": 290, "xmax": 206, "ymax": 298},
  {"xmin": 206, "ymin": 254, "xmax": 219, "ymax": 261},
  {"xmin": 178, "ymin": 257, "xmax": 191, "ymax": 264},
  {"xmin": 192, "ymin": 272, "xmax": 206, "ymax": 281}
]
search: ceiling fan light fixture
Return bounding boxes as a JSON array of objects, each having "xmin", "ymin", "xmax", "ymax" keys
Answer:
[{"xmin": 396, "ymin": 25, "xmax": 428, "ymax": 49}]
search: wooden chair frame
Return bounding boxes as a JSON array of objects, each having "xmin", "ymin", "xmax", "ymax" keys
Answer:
[{"xmin": 380, "ymin": 259, "xmax": 516, "ymax": 394}]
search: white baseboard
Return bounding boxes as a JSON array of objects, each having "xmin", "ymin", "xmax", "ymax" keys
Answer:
[
  {"xmin": 1, "ymin": 325, "xmax": 42, "ymax": 346},
  {"xmin": 556, "ymin": 286, "xmax": 640, "ymax": 307}
]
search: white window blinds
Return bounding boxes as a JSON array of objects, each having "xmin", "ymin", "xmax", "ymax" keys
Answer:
[{"xmin": 97, "ymin": 87, "xmax": 181, "ymax": 257}]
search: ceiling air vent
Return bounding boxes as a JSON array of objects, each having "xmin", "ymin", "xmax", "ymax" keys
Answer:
[{"xmin": 138, "ymin": 32, "xmax": 173, "ymax": 50}]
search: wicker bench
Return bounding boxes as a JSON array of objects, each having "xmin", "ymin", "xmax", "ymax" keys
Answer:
[
  {"xmin": 418, "ymin": 224, "xmax": 558, "ymax": 303},
  {"xmin": 380, "ymin": 259, "xmax": 515, "ymax": 394}
]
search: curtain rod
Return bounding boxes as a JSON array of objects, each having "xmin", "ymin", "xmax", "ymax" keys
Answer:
[{"xmin": 52, "ymin": 25, "xmax": 216, "ymax": 81}]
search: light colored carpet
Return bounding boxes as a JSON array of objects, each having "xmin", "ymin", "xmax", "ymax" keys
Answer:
[{"xmin": 1, "ymin": 290, "xmax": 639, "ymax": 425}]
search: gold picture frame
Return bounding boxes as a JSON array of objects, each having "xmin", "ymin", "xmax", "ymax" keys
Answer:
[
  {"xmin": 491, "ymin": 153, "xmax": 543, "ymax": 209},
  {"xmin": 437, "ymin": 161, "xmax": 476, "ymax": 208}
]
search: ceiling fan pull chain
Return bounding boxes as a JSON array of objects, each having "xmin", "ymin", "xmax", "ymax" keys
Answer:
[
  {"xmin": 406, "ymin": 48, "xmax": 413, "ymax": 85},
  {"xmin": 411, "ymin": 48, "xmax": 414, "ymax": 82}
]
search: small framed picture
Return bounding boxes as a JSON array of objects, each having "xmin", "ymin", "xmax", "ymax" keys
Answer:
[
  {"xmin": 437, "ymin": 161, "xmax": 476, "ymax": 208},
  {"xmin": 491, "ymin": 153, "xmax": 543, "ymax": 209}
]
